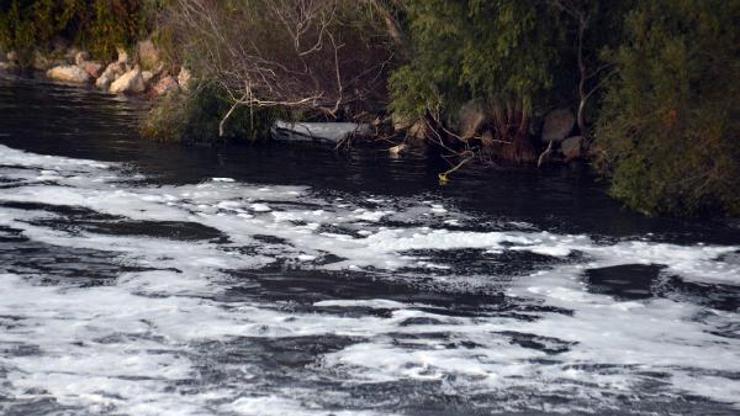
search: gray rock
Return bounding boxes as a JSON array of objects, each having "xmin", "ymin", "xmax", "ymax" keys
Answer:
[
  {"xmin": 407, "ymin": 119, "xmax": 428, "ymax": 140},
  {"xmin": 109, "ymin": 66, "xmax": 146, "ymax": 94},
  {"xmin": 6, "ymin": 51, "xmax": 18, "ymax": 63},
  {"xmin": 81, "ymin": 61, "xmax": 103, "ymax": 78},
  {"xmin": 458, "ymin": 100, "xmax": 488, "ymax": 139},
  {"xmin": 541, "ymin": 108, "xmax": 575, "ymax": 143},
  {"xmin": 116, "ymin": 47, "xmax": 129, "ymax": 65},
  {"xmin": 142, "ymin": 70, "xmax": 154, "ymax": 84},
  {"xmin": 561, "ymin": 136, "xmax": 583, "ymax": 161},
  {"xmin": 152, "ymin": 75, "xmax": 179, "ymax": 96},
  {"xmin": 46, "ymin": 65, "xmax": 91, "ymax": 83},
  {"xmin": 95, "ymin": 62, "xmax": 126, "ymax": 90},
  {"xmin": 391, "ymin": 113, "xmax": 413, "ymax": 132},
  {"xmin": 0, "ymin": 61, "xmax": 18, "ymax": 73}
]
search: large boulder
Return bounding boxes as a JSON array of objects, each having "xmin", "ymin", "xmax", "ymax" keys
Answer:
[
  {"xmin": 141, "ymin": 70, "xmax": 155, "ymax": 84},
  {"xmin": 95, "ymin": 62, "xmax": 126, "ymax": 90},
  {"xmin": 116, "ymin": 47, "xmax": 129, "ymax": 65},
  {"xmin": 81, "ymin": 61, "xmax": 103, "ymax": 78},
  {"xmin": 0, "ymin": 61, "xmax": 18, "ymax": 73},
  {"xmin": 541, "ymin": 108, "xmax": 575, "ymax": 143},
  {"xmin": 46, "ymin": 65, "xmax": 91, "ymax": 83},
  {"xmin": 561, "ymin": 136, "xmax": 583, "ymax": 161},
  {"xmin": 458, "ymin": 100, "xmax": 488, "ymax": 139},
  {"xmin": 137, "ymin": 39, "xmax": 160, "ymax": 69},
  {"xmin": 109, "ymin": 66, "xmax": 146, "ymax": 94},
  {"xmin": 151, "ymin": 75, "xmax": 179, "ymax": 96}
]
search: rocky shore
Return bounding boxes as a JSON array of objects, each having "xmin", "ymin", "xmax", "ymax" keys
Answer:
[
  {"xmin": 0, "ymin": 40, "xmax": 186, "ymax": 99},
  {"xmin": 0, "ymin": 42, "xmax": 588, "ymax": 164}
]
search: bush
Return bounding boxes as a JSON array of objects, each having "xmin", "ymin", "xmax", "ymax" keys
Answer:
[
  {"xmin": 596, "ymin": 0, "xmax": 739, "ymax": 216},
  {"xmin": 162, "ymin": 0, "xmax": 396, "ymax": 120},
  {"xmin": 141, "ymin": 83, "xmax": 280, "ymax": 143},
  {"xmin": 388, "ymin": 0, "xmax": 561, "ymax": 161}
]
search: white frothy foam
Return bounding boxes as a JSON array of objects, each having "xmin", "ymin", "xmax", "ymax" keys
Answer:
[{"xmin": 1, "ymin": 144, "xmax": 739, "ymax": 414}]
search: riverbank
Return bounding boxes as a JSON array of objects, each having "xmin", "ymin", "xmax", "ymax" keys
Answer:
[{"xmin": 2, "ymin": 0, "xmax": 737, "ymax": 218}]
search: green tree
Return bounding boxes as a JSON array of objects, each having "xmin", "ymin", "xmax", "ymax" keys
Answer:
[
  {"xmin": 389, "ymin": 0, "xmax": 561, "ymax": 161},
  {"xmin": 596, "ymin": 0, "xmax": 739, "ymax": 216},
  {"xmin": 0, "ymin": 0, "xmax": 155, "ymax": 62}
]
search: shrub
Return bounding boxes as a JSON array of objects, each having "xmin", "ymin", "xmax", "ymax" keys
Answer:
[
  {"xmin": 388, "ymin": 0, "xmax": 561, "ymax": 161},
  {"xmin": 162, "ymin": 0, "xmax": 396, "ymax": 120},
  {"xmin": 0, "ymin": 0, "xmax": 157, "ymax": 63},
  {"xmin": 141, "ymin": 83, "xmax": 280, "ymax": 143},
  {"xmin": 595, "ymin": 0, "xmax": 739, "ymax": 216}
]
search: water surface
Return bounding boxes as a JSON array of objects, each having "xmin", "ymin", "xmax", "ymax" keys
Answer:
[{"xmin": 1, "ymin": 76, "xmax": 739, "ymax": 415}]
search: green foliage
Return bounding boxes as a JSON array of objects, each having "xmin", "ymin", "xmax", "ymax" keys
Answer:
[
  {"xmin": 141, "ymin": 83, "xmax": 280, "ymax": 144},
  {"xmin": 389, "ymin": 0, "xmax": 559, "ymax": 122},
  {"xmin": 0, "ymin": 0, "xmax": 157, "ymax": 62},
  {"xmin": 596, "ymin": 0, "xmax": 739, "ymax": 216}
]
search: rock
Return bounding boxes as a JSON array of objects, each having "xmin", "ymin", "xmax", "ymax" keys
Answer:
[
  {"xmin": 81, "ymin": 61, "xmax": 103, "ymax": 78},
  {"xmin": 32, "ymin": 51, "xmax": 51, "ymax": 71},
  {"xmin": 388, "ymin": 143, "xmax": 407, "ymax": 157},
  {"xmin": 46, "ymin": 65, "xmax": 91, "ymax": 83},
  {"xmin": 74, "ymin": 51, "xmax": 90, "ymax": 66},
  {"xmin": 561, "ymin": 136, "xmax": 583, "ymax": 161},
  {"xmin": 391, "ymin": 113, "xmax": 413, "ymax": 132},
  {"xmin": 177, "ymin": 67, "xmax": 192, "ymax": 91},
  {"xmin": 541, "ymin": 108, "xmax": 575, "ymax": 143},
  {"xmin": 109, "ymin": 66, "xmax": 146, "ymax": 94},
  {"xmin": 142, "ymin": 70, "xmax": 154, "ymax": 84},
  {"xmin": 407, "ymin": 119, "xmax": 428, "ymax": 140},
  {"xmin": 151, "ymin": 75, "xmax": 179, "ymax": 96},
  {"xmin": 137, "ymin": 39, "xmax": 160, "ymax": 69},
  {"xmin": 116, "ymin": 47, "xmax": 129, "ymax": 65},
  {"xmin": 458, "ymin": 100, "xmax": 488, "ymax": 139},
  {"xmin": 6, "ymin": 51, "xmax": 18, "ymax": 63},
  {"xmin": 0, "ymin": 61, "xmax": 18, "ymax": 73},
  {"xmin": 95, "ymin": 62, "xmax": 126, "ymax": 90}
]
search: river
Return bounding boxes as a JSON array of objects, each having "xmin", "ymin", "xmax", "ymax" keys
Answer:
[{"xmin": 1, "ymin": 76, "xmax": 739, "ymax": 415}]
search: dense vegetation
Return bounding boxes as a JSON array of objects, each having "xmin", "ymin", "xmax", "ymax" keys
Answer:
[
  {"xmin": 0, "ymin": 0, "xmax": 159, "ymax": 62},
  {"xmin": 1, "ymin": 0, "xmax": 737, "ymax": 217},
  {"xmin": 596, "ymin": 0, "xmax": 739, "ymax": 216}
]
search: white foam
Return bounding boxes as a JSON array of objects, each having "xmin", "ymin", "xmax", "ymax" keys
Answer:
[{"xmin": 1, "ymin": 143, "xmax": 739, "ymax": 414}]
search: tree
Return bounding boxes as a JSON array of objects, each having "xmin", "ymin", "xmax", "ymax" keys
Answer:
[
  {"xmin": 596, "ymin": 0, "xmax": 739, "ymax": 216},
  {"xmin": 389, "ymin": 0, "xmax": 561, "ymax": 162},
  {"xmin": 165, "ymin": 0, "xmax": 396, "ymax": 132}
]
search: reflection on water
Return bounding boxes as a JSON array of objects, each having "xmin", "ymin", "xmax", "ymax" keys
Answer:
[{"xmin": 0, "ymin": 75, "xmax": 739, "ymax": 415}]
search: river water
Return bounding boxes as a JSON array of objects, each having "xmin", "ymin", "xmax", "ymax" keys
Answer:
[{"xmin": 0, "ymin": 76, "xmax": 738, "ymax": 415}]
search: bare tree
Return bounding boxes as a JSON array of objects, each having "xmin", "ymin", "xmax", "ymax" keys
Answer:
[{"xmin": 167, "ymin": 0, "xmax": 397, "ymax": 135}]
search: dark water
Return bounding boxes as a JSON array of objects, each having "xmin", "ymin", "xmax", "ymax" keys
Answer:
[{"xmin": 0, "ymin": 75, "xmax": 738, "ymax": 415}]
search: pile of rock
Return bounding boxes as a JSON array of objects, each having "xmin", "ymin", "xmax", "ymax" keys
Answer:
[
  {"xmin": 540, "ymin": 107, "xmax": 584, "ymax": 161},
  {"xmin": 2, "ymin": 40, "xmax": 189, "ymax": 98}
]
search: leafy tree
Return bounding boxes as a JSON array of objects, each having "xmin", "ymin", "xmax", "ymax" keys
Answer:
[
  {"xmin": 596, "ymin": 0, "xmax": 739, "ymax": 216},
  {"xmin": 389, "ymin": 0, "xmax": 561, "ymax": 161},
  {"xmin": 0, "ymin": 0, "xmax": 156, "ymax": 62}
]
